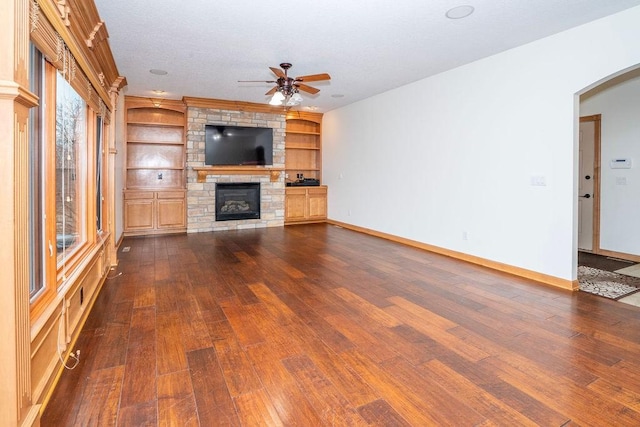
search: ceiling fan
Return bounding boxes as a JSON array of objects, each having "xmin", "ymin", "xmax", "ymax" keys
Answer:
[{"xmin": 239, "ymin": 63, "xmax": 331, "ymax": 106}]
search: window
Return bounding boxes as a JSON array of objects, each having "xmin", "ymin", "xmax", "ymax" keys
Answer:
[
  {"xmin": 96, "ymin": 116, "xmax": 103, "ymax": 231},
  {"xmin": 30, "ymin": 45, "xmax": 106, "ymax": 313},
  {"xmin": 55, "ymin": 72, "xmax": 86, "ymax": 265},
  {"xmin": 29, "ymin": 44, "xmax": 45, "ymax": 299}
]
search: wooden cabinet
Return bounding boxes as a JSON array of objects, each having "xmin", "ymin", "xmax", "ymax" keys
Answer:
[
  {"xmin": 285, "ymin": 112, "xmax": 322, "ymax": 182},
  {"xmin": 285, "ymin": 186, "xmax": 327, "ymax": 224},
  {"xmin": 124, "ymin": 190, "xmax": 186, "ymax": 235},
  {"xmin": 124, "ymin": 97, "xmax": 186, "ymax": 235},
  {"xmin": 157, "ymin": 192, "xmax": 186, "ymax": 228},
  {"xmin": 123, "ymin": 191, "xmax": 154, "ymax": 231}
]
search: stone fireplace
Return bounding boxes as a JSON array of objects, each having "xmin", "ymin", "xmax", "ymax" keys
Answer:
[{"xmin": 185, "ymin": 101, "xmax": 286, "ymax": 232}]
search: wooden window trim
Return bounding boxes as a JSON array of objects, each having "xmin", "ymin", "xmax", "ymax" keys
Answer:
[{"xmin": 30, "ymin": 63, "xmax": 104, "ymax": 320}]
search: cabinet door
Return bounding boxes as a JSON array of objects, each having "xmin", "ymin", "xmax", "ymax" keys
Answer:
[
  {"xmin": 307, "ymin": 188, "xmax": 327, "ymax": 220},
  {"xmin": 285, "ymin": 189, "xmax": 307, "ymax": 222},
  {"xmin": 157, "ymin": 198, "xmax": 186, "ymax": 229},
  {"xmin": 124, "ymin": 199, "xmax": 154, "ymax": 230}
]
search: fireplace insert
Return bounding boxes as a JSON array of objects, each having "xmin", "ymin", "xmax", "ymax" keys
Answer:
[{"xmin": 215, "ymin": 183, "xmax": 260, "ymax": 221}]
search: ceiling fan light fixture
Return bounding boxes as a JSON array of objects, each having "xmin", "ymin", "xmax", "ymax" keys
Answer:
[
  {"xmin": 243, "ymin": 63, "xmax": 330, "ymax": 107},
  {"xmin": 269, "ymin": 91, "xmax": 285, "ymax": 105},
  {"xmin": 284, "ymin": 90, "xmax": 303, "ymax": 106}
]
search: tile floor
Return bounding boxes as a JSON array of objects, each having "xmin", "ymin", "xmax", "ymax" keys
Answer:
[
  {"xmin": 578, "ymin": 251, "xmax": 640, "ymax": 307},
  {"xmin": 619, "ymin": 291, "xmax": 640, "ymax": 307}
]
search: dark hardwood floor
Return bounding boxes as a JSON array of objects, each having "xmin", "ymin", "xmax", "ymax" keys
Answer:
[{"xmin": 42, "ymin": 224, "xmax": 640, "ymax": 426}]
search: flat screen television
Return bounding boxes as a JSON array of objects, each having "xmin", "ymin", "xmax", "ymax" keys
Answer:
[{"xmin": 204, "ymin": 125, "xmax": 273, "ymax": 166}]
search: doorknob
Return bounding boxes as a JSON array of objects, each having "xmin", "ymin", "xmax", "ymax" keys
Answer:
[
  {"xmin": 585, "ymin": 175, "xmax": 591, "ymax": 180},
  {"xmin": 579, "ymin": 194, "xmax": 591, "ymax": 199}
]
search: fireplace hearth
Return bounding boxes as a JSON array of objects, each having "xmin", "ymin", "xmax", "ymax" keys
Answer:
[{"xmin": 215, "ymin": 183, "xmax": 260, "ymax": 221}]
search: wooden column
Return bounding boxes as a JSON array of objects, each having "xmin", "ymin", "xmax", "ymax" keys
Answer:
[
  {"xmin": 107, "ymin": 79, "xmax": 126, "ymax": 265},
  {"xmin": 0, "ymin": 0, "xmax": 41, "ymax": 425}
]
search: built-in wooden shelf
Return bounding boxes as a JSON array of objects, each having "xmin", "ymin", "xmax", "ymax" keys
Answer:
[
  {"xmin": 127, "ymin": 122, "xmax": 184, "ymax": 128},
  {"xmin": 193, "ymin": 166, "xmax": 283, "ymax": 183},
  {"xmin": 287, "ymin": 145, "xmax": 321, "ymax": 150},
  {"xmin": 287, "ymin": 131, "xmax": 321, "ymax": 136},
  {"xmin": 127, "ymin": 166, "xmax": 184, "ymax": 170},
  {"xmin": 127, "ymin": 140, "xmax": 184, "ymax": 145}
]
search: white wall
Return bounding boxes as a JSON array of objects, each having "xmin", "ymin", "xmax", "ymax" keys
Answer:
[
  {"xmin": 581, "ymin": 75, "xmax": 640, "ymax": 255},
  {"xmin": 323, "ymin": 6, "xmax": 640, "ymax": 281}
]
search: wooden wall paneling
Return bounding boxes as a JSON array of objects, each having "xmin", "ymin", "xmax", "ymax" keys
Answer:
[
  {"xmin": 30, "ymin": 300, "xmax": 64, "ymax": 409},
  {"xmin": 11, "ymin": 0, "xmax": 124, "ymax": 422},
  {"xmin": 33, "ymin": 0, "xmax": 113, "ymax": 107},
  {"xmin": 183, "ymin": 96, "xmax": 284, "ymax": 114},
  {"xmin": 1, "ymin": 0, "xmax": 41, "ymax": 424},
  {"xmin": 33, "ymin": 245, "xmax": 111, "ymax": 410}
]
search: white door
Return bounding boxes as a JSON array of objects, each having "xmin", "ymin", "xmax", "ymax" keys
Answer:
[{"xmin": 578, "ymin": 120, "xmax": 595, "ymax": 251}]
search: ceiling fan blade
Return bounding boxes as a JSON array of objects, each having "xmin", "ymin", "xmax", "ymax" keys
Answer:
[
  {"xmin": 296, "ymin": 83, "xmax": 320, "ymax": 95},
  {"xmin": 270, "ymin": 67, "xmax": 286, "ymax": 78},
  {"xmin": 265, "ymin": 86, "xmax": 278, "ymax": 96},
  {"xmin": 295, "ymin": 73, "xmax": 331, "ymax": 83},
  {"xmin": 238, "ymin": 80, "xmax": 276, "ymax": 83}
]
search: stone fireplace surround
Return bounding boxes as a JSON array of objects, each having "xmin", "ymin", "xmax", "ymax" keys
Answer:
[{"xmin": 185, "ymin": 102, "xmax": 286, "ymax": 233}]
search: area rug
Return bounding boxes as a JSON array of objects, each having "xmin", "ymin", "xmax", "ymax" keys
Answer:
[
  {"xmin": 578, "ymin": 266, "xmax": 640, "ymax": 300},
  {"xmin": 615, "ymin": 263, "xmax": 640, "ymax": 279}
]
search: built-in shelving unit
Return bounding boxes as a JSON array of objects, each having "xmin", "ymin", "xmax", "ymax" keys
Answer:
[
  {"xmin": 285, "ymin": 112, "xmax": 322, "ymax": 182},
  {"xmin": 124, "ymin": 97, "xmax": 187, "ymax": 236},
  {"xmin": 285, "ymin": 111, "xmax": 327, "ymax": 224}
]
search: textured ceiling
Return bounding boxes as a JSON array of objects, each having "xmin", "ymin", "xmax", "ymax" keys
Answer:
[{"xmin": 94, "ymin": 0, "xmax": 640, "ymax": 112}]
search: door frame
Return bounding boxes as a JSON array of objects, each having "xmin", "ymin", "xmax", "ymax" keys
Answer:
[
  {"xmin": 580, "ymin": 114, "xmax": 640, "ymax": 263},
  {"xmin": 579, "ymin": 114, "xmax": 601, "ymax": 254}
]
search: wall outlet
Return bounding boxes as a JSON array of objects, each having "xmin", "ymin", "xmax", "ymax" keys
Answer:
[{"xmin": 462, "ymin": 231, "xmax": 468, "ymax": 241}]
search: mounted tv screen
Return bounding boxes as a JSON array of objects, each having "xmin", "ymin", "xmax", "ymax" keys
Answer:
[{"xmin": 204, "ymin": 125, "xmax": 273, "ymax": 166}]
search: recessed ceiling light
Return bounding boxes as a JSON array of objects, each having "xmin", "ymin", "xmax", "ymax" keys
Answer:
[
  {"xmin": 152, "ymin": 90, "xmax": 165, "ymax": 95},
  {"xmin": 446, "ymin": 5, "xmax": 474, "ymax": 19},
  {"xmin": 149, "ymin": 69, "xmax": 168, "ymax": 75},
  {"xmin": 331, "ymin": 94, "xmax": 345, "ymax": 98}
]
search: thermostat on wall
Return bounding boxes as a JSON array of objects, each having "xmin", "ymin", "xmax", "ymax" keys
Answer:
[{"xmin": 610, "ymin": 158, "xmax": 632, "ymax": 169}]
